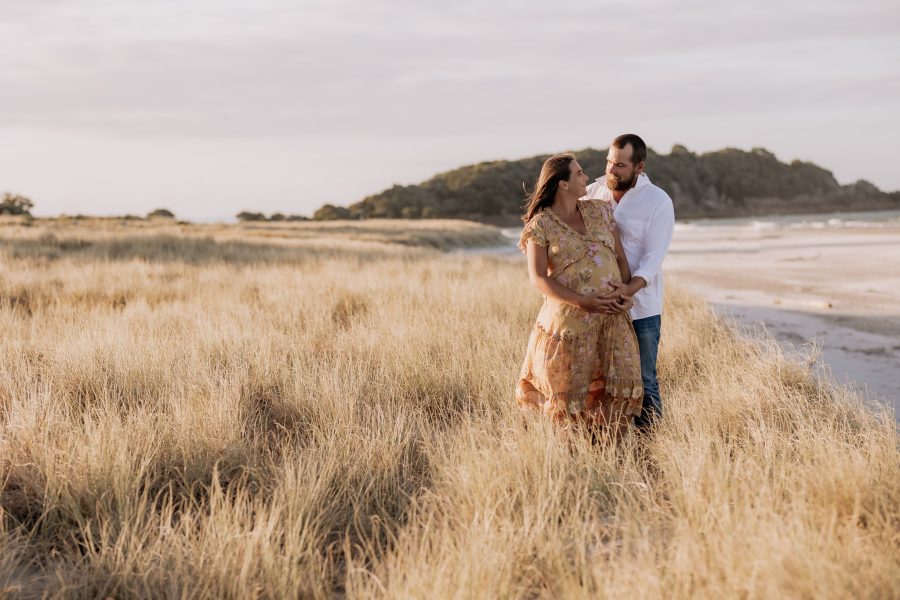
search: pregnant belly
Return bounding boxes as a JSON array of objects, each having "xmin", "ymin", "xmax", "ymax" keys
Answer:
[{"xmin": 556, "ymin": 255, "xmax": 622, "ymax": 297}]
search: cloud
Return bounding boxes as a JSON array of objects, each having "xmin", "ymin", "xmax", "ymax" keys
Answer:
[
  {"xmin": 1, "ymin": 0, "xmax": 893, "ymax": 138},
  {"xmin": 1, "ymin": 0, "xmax": 898, "ymax": 218}
]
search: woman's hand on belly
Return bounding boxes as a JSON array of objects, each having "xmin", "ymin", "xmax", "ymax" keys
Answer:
[{"xmin": 576, "ymin": 292, "xmax": 627, "ymax": 313}]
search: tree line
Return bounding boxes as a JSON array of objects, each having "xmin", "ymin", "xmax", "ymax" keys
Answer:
[
  {"xmin": 307, "ymin": 145, "xmax": 900, "ymax": 222},
  {"xmin": 236, "ymin": 212, "xmax": 310, "ymax": 222},
  {"xmin": 9, "ymin": 143, "xmax": 899, "ymax": 224},
  {"xmin": 0, "ymin": 194, "xmax": 184, "ymax": 221}
]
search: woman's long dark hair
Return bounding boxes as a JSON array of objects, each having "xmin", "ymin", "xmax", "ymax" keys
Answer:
[{"xmin": 522, "ymin": 153, "xmax": 575, "ymax": 223}]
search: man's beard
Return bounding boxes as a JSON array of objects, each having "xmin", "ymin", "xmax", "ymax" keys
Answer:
[{"xmin": 606, "ymin": 172, "xmax": 636, "ymax": 192}]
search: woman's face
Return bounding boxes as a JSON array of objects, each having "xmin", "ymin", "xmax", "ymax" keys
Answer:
[{"xmin": 565, "ymin": 160, "xmax": 590, "ymax": 198}]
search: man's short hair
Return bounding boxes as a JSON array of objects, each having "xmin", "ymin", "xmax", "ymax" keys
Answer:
[{"xmin": 612, "ymin": 134, "xmax": 647, "ymax": 165}]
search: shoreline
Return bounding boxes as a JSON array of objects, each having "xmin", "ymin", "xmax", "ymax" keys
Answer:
[
  {"xmin": 705, "ymin": 303, "xmax": 899, "ymax": 418},
  {"xmin": 666, "ymin": 222, "xmax": 900, "ymax": 418}
]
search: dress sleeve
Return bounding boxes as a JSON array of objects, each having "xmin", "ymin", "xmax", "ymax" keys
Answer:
[{"xmin": 518, "ymin": 214, "xmax": 549, "ymax": 253}]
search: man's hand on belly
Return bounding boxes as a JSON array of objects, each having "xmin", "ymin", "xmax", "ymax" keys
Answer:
[{"xmin": 597, "ymin": 280, "xmax": 642, "ymax": 313}]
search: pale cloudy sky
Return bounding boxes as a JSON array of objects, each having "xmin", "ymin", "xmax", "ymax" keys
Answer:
[{"xmin": 1, "ymin": 0, "xmax": 898, "ymax": 221}]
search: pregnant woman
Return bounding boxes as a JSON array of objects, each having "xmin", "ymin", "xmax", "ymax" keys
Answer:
[{"xmin": 517, "ymin": 153, "xmax": 644, "ymax": 435}]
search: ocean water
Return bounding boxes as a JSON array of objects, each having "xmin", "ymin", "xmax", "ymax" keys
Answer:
[
  {"xmin": 675, "ymin": 208, "xmax": 900, "ymax": 233},
  {"xmin": 502, "ymin": 209, "xmax": 900, "ymax": 243},
  {"xmin": 457, "ymin": 209, "xmax": 900, "ymax": 257}
]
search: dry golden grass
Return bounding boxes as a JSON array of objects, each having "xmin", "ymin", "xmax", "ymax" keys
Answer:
[
  {"xmin": 0, "ymin": 218, "xmax": 897, "ymax": 599},
  {"xmin": 3, "ymin": 216, "xmax": 508, "ymax": 256}
]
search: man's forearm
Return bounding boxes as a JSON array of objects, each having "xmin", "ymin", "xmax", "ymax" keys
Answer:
[{"xmin": 620, "ymin": 276, "xmax": 646, "ymax": 297}]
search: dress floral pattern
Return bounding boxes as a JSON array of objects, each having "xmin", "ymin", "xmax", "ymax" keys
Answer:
[{"xmin": 516, "ymin": 200, "xmax": 644, "ymax": 431}]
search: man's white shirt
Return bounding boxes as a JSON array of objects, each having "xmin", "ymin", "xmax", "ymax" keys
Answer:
[{"xmin": 581, "ymin": 173, "xmax": 675, "ymax": 320}]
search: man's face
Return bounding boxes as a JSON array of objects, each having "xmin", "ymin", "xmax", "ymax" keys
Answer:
[
  {"xmin": 562, "ymin": 160, "xmax": 589, "ymax": 198},
  {"xmin": 606, "ymin": 144, "xmax": 643, "ymax": 192}
]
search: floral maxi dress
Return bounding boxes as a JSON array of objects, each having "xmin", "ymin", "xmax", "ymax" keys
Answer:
[{"xmin": 516, "ymin": 200, "xmax": 644, "ymax": 429}]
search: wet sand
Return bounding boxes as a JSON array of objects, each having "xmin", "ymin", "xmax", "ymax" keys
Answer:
[{"xmin": 666, "ymin": 222, "xmax": 900, "ymax": 417}]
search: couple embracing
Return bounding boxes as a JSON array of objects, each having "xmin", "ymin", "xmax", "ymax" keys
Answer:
[{"xmin": 516, "ymin": 134, "xmax": 675, "ymax": 437}]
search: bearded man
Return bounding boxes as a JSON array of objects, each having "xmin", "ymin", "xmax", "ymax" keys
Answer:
[{"xmin": 582, "ymin": 134, "xmax": 675, "ymax": 430}]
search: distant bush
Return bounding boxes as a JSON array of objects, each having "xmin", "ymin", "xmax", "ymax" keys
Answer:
[
  {"xmin": 147, "ymin": 208, "xmax": 175, "ymax": 219},
  {"xmin": 0, "ymin": 192, "xmax": 34, "ymax": 216},
  {"xmin": 235, "ymin": 211, "xmax": 311, "ymax": 222},
  {"xmin": 237, "ymin": 211, "xmax": 267, "ymax": 222},
  {"xmin": 313, "ymin": 204, "xmax": 352, "ymax": 220}
]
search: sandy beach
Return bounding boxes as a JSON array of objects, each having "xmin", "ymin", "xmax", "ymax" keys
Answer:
[{"xmin": 666, "ymin": 211, "xmax": 900, "ymax": 417}]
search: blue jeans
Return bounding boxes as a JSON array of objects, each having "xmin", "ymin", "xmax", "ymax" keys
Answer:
[{"xmin": 632, "ymin": 315, "xmax": 662, "ymax": 430}]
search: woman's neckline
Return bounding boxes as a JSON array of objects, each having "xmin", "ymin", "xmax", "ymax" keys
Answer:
[{"xmin": 547, "ymin": 202, "xmax": 589, "ymax": 237}]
